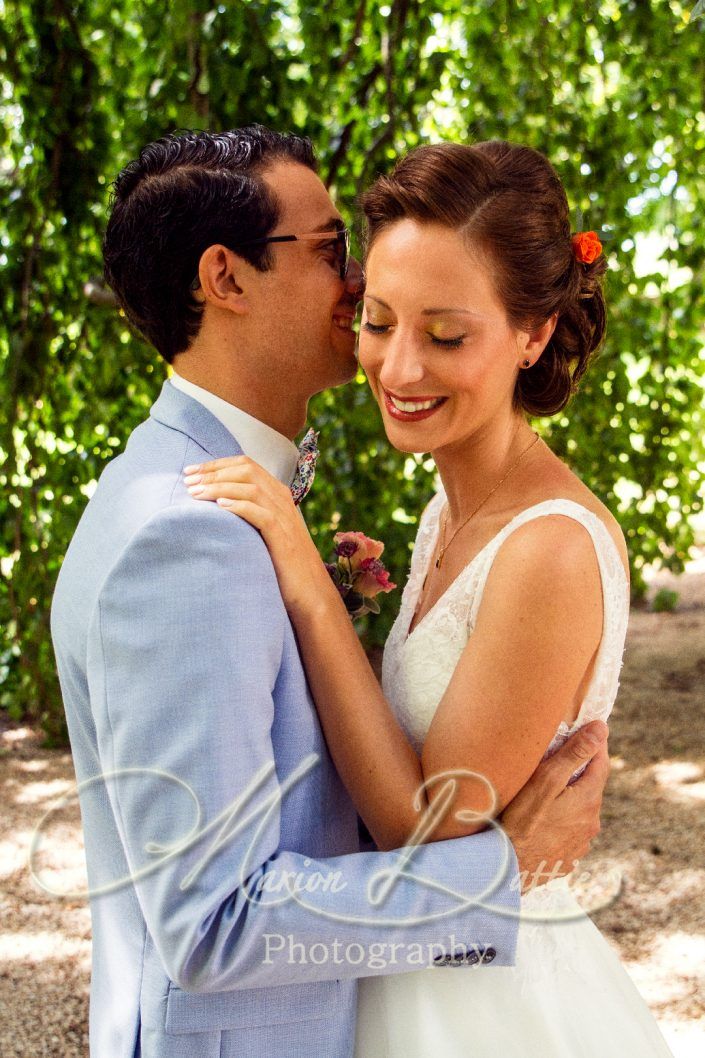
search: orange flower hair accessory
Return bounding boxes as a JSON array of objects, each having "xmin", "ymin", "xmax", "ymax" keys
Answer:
[{"xmin": 571, "ymin": 231, "xmax": 603, "ymax": 264}]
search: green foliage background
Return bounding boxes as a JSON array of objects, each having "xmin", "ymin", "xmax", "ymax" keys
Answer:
[{"xmin": 1, "ymin": 0, "xmax": 704, "ymax": 743}]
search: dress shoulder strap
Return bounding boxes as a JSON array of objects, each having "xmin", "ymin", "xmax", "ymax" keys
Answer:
[
  {"xmin": 468, "ymin": 498, "xmax": 625, "ymax": 614},
  {"xmin": 410, "ymin": 489, "xmax": 445, "ymax": 576},
  {"xmin": 395, "ymin": 489, "xmax": 445, "ymax": 633}
]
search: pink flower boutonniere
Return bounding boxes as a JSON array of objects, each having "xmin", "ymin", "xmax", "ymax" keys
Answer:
[{"xmin": 326, "ymin": 531, "xmax": 397, "ymax": 619}]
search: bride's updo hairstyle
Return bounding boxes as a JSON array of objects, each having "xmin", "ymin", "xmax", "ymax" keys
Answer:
[{"xmin": 360, "ymin": 141, "xmax": 607, "ymax": 417}]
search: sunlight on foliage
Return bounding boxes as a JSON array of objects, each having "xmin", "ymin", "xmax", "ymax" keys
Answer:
[{"xmin": 1, "ymin": 0, "xmax": 704, "ymax": 741}]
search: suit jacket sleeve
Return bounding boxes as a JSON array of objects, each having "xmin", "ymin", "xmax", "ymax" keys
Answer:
[{"xmin": 89, "ymin": 500, "xmax": 521, "ymax": 992}]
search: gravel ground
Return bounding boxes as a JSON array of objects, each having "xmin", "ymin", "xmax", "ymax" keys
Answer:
[{"xmin": 1, "ymin": 552, "xmax": 704, "ymax": 1057}]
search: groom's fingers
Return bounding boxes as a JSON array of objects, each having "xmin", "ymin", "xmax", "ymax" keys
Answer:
[
  {"xmin": 533, "ymin": 720, "xmax": 609, "ymax": 802},
  {"xmin": 569, "ymin": 738, "xmax": 610, "ymax": 805}
]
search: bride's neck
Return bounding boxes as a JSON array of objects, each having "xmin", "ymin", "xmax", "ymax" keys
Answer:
[{"xmin": 432, "ymin": 415, "xmax": 539, "ymax": 526}]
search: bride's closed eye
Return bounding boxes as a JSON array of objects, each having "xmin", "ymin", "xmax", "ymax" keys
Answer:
[
  {"xmin": 429, "ymin": 334, "xmax": 466, "ymax": 349},
  {"xmin": 362, "ymin": 320, "xmax": 466, "ymax": 349}
]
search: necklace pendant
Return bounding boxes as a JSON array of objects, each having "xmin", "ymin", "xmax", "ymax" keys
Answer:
[{"xmin": 435, "ymin": 550, "xmax": 443, "ymax": 570}]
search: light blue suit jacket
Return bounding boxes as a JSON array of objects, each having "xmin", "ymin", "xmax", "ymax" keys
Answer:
[{"xmin": 50, "ymin": 379, "xmax": 520, "ymax": 1058}]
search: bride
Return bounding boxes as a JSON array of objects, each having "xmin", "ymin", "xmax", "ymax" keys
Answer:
[{"xmin": 184, "ymin": 140, "xmax": 674, "ymax": 1056}]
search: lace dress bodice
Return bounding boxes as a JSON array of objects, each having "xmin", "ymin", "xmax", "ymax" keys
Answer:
[{"xmin": 382, "ymin": 488, "xmax": 630, "ymax": 759}]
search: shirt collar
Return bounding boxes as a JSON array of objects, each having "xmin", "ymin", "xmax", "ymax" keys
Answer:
[{"xmin": 169, "ymin": 372, "xmax": 300, "ymax": 487}]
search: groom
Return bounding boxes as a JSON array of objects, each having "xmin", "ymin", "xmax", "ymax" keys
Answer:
[{"xmin": 51, "ymin": 126, "xmax": 609, "ymax": 1058}]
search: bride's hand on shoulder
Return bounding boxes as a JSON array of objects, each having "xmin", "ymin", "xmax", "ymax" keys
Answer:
[{"xmin": 183, "ymin": 456, "xmax": 330, "ymax": 616}]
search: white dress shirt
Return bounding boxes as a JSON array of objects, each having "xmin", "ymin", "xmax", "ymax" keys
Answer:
[{"xmin": 169, "ymin": 372, "xmax": 300, "ymax": 487}]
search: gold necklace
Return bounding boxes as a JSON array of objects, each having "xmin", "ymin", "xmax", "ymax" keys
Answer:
[{"xmin": 433, "ymin": 430, "xmax": 541, "ymax": 573}]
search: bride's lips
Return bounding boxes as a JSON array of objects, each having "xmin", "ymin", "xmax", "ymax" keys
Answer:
[{"xmin": 383, "ymin": 388, "xmax": 448, "ymax": 422}]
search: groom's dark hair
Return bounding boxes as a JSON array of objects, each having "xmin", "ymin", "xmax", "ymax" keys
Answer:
[{"xmin": 102, "ymin": 126, "xmax": 317, "ymax": 363}]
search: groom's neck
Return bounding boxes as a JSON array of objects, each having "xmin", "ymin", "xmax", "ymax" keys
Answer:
[{"xmin": 171, "ymin": 352, "xmax": 308, "ymax": 441}]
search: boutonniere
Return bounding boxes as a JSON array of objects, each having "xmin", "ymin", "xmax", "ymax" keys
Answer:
[{"xmin": 325, "ymin": 531, "xmax": 397, "ymax": 619}]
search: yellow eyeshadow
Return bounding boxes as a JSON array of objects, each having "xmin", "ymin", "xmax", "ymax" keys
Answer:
[{"xmin": 428, "ymin": 322, "xmax": 461, "ymax": 339}]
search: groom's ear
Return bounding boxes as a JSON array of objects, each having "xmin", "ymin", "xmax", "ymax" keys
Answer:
[{"xmin": 193, "ymin": 244, "xmax": 249, "ymax": 316}]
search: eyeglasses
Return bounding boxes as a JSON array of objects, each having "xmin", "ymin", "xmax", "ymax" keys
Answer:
[{"xmin": 189, "ymin": 227, "xmax": 351, "ymax": 290}]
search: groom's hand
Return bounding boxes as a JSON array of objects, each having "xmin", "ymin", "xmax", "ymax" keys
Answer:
[{"xmin": 499, "ymin": 720, "xmax": 609, "ymax": 895}]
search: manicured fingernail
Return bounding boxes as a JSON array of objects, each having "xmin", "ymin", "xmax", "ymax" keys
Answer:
[
  {"xmin": 184, "ymin": 473, "xmax": 203, "ymax": 485},
  {"xmin": 217, "ymin": 497, "xmax": 234, "ymax": 507},
  {"xmin": 184, "ymin": 464, "xmax": 201, "ymax": 473},
  {"xmin": 188, "ymin": 485, "xmax": 204, "ymax": 496}
]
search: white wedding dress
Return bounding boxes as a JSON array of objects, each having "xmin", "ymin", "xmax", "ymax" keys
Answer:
[{"xmin": 354, "ymin": 489, "xmax": 674, "ymax": 1057}]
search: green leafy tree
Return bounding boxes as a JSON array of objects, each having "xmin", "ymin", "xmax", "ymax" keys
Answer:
[{"xmin": 1, "ymin": 0, "xmax": 703, "ymax": 742}]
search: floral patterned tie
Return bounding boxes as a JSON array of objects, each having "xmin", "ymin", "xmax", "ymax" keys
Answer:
[{"xmin": 289, "ymin": 427, "xmax": 319, "ymax": 506}]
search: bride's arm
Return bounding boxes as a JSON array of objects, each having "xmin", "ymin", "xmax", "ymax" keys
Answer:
[
  {"xmin": 419, "ymin": 515, "xmax": 604, "ymax": 841},
  {"xmin": 185, "ymin": 457, "xmax": 604, "ymax": 852}
]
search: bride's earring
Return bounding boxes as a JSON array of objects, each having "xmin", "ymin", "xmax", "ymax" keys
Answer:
[{"xmin": 522, "ymin": 359, "xmax": 531, "ymax": 368}]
